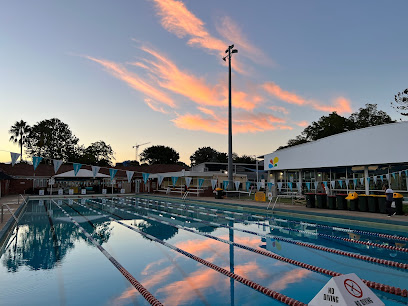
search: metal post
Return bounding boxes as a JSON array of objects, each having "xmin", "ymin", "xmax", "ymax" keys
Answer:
[
  {"xmin": 364, "ymin": 166, "xmax": 369, "ymax": 195},
  {"xmin": 227, "ymin": 47, "xmax": 233, "ymax": 191}
]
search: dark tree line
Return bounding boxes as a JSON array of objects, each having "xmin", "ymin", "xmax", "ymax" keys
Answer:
[{"xmin": 278, "ymin": 104, "xmax": 395, "ymax": 150}]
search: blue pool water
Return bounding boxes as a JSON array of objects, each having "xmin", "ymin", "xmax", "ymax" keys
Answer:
[{"xmin": 0, "ymin": 196, "xmax": 407, "ymax": 305}]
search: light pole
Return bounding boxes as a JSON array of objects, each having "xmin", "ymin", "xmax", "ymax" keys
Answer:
[{"xmin": 223, "ymin": 44, "xmax": 238, "ymax": 190}]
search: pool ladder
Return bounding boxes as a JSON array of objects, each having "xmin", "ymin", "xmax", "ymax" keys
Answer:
[{"xmin": 182, "ymin": 191, "xmax": 189, "ymax": 200}]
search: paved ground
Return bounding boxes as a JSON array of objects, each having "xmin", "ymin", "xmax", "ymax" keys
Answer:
[{"xmin": 1, "ymin": 193, "xmax": 407, "ymax": 233}]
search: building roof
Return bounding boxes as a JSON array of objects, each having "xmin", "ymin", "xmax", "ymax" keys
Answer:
[
  {"xmin": 54, "ymin": 169, "xmax": 110, "ymax": 178},
  {"xmin": 264, "ymin": 121, "xmax": 408, "ymax": 170},
  {"xmin": 0, "ymin": 171, "xmax": 13, "ymax": 180}
]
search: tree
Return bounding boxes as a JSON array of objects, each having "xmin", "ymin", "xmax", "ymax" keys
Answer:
[
  {"xmin": 302, "ymin": 112, "xmax": 353, "ymax": 141},
  {"xmin": 140, "ymin": 145, "xmax": 179, "ymax": 164},
  {"xmin": 349, "ymin": 103, "xmax": 395, "ymax": 129},
  {"xmin": 392, "ymin": 88, "xmax": 408, "ymax": 116},
  {"xmin": 25, "ymin": 118, "xmax": 79, "ymax": 161},
  {"xmin": 190, "ymin": 147, "xmax": 220, "ymax": 166},
  {"xmin": 233, "ymin": 154, "xmax": 256, "ymax": 164},
  {"xmin": 79, "ymin": 141, "xmax": 115, "ymax": 166},
  {"xmin": 9, "ymin": 120, "xmax": 30, "ymax": 162}
]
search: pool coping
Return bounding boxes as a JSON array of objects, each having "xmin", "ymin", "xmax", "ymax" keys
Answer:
[{"xmin": 0, "ymin": 197, "xmax": 28, "ymax": 250}]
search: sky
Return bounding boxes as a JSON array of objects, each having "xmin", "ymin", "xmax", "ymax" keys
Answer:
[{"xmin": 1, "ymin": 0, "xmax": 407, "ymax": 165}]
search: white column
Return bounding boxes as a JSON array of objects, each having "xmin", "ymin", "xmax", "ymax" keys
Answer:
[
  {"xmin": 298, "ymin": 170, "xmax": 303, "ymax": 195},
  {"xmin": 364, "ymin": 166, "xmax": 369, "ymax": 195}
]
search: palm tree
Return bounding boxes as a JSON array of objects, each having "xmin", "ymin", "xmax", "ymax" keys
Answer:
[{"xmin": 9, "ymin": 120, "xmax": 30, "ymax": 162}]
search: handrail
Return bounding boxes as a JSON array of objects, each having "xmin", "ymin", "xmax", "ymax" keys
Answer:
[
  {"xmin": 18, "ymin": 194, "xmax": 28, "ymax": 206},
  {"xmin": 1, "ymin": 204, "xmax": 18, "ymax": 223},
  {"xmin": 181, "ymin": 190, "xmax": 189, "ymax": 200}
]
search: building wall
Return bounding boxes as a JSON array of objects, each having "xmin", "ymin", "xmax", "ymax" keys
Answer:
[{"xmin": 9, "ymin": 179, "xmax": 33, "ymax": 195}]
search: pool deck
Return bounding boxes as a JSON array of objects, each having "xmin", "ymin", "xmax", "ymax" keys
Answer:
[{"xmin": 1, "ymin": 193, "xmax": 407, "ymax": 233}]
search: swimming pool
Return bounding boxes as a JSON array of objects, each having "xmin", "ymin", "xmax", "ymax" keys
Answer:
[{"xmin": 0, "ymin": 196, "xmax": 407, "ymax": 305}]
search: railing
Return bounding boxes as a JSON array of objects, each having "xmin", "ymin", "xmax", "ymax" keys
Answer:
[
  {"xmin": 1, "ymin": 204, "xmax": 18, "ymax": 223},
  {"xmin": 18, "ymin": 194, "xmax": 28, "ymax": 206},
  {"xmin": 181, "ymin": 191, "xmax": 189, "ymax": 200}
]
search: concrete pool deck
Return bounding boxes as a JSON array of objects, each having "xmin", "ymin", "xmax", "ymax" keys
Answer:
[{"xmin": 1, "ymin": 193, "xmax": 407, "ymax": 233}]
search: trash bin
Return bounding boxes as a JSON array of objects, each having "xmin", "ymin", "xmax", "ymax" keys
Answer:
[
  {"xmin": 367, "ymin": 195, "xmax": 379, "ymax": 213},
  {"xmin": 215, "ymin": 188, "xmax": 223, "ymax": 199},
  {"xmin": 336, "ymin": 194, "xmax": 348, "ymax": 210},
  {"xmin": 378, "ymin": 195, "xmax": 387, "ymax": 214},
  {"xmin": 358, "ymin": 194, "xmax": 368, "ymax": 212},
  {"xmin": 327, "ymin": 195, "xmax": 336, "ymax": 209},
  {"xmin": 345, "ymin": 192, "xmax": 358, "ymax": 211},
  {"xmin": 393, "ymin": 193, "xmax": 404, "ymax": 215},
  {"xmin": 305, "ymin": 193, "xmax": 316, "ymax": 208},
  {"xmin": 316, "ymin": 193, "xmax": 327, "ymax": 208}
]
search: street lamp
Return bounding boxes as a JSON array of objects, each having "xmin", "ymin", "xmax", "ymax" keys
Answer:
[{"xmin": 223, "ymin": 44, "xmax": 238, "ymax": 190}]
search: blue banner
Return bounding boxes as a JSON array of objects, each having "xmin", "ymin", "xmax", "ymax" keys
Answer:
[
  {"xmin": 246, "ymin": 181, "xmax": 251, "ymax": 191},
  {"xmin": 267, "ymin": 182, "xmax": 273, "ymax": 191},
  {"xmin": 73, "ymin": 163, "xmax": 82, "ymax": 176},
  {"xmin": 288, "ymin": 182, "xmax": 292, "ymax": 191},
  {"xmin": 405, "ymin": 170, "xmax": 408, "ymax": 176},
  {"xmin": 360, "ymin": 178, "xmax": 364, "ymax": 185},
  {"xmin": 198, "ymin": 178, "xmax": 205, "ymax": 188},
  {"xmin": 142, "ymin": 173, "xmax": 150, "ymax": 183},
  {"xmin": 338, "ymin": 180, "xmax": 343, "ymax": 188},
  {"xmin": 211, "ymin": 179, "xmax": 217, "ymax": 190},
  {"xmin": 157, "ymin": 175, "xmax": 164, "ymax": 186},
  {"xmin": 306, "ymin": 182, "xmax": 310, "ymax": 190},
  {"xmin": 172, "ymin": 176, "xmax": 178, "ymax": 186},
  {"xmin": 353, "ymin": 178, "xmax": 357, "ymax": 186},
  {"xmin": 223, "ymin": 180, "xmax": 229, "ymax": 190},
  {"xmin": 32, "ymin": 156, "xmax": 43, "ymax": 170},
  {"xmin": 323, "ymin": 181, "xmax": 328, "ymax": 189},
  {"xmin": 256, "ymin": 182, "xmax": 261, "ymax": 191},
  {"xmin": 234, "ymin": 181, "xmax": 240, "ymax": 191},
  {"xmin": 11, "ymin": 152, "xmax": 20, "ymax": 166},
  {"xmin": 185, "ymin": 177, "xmax": 192, "ymax": 188},
  {"xmin": 109, "ymin": 168, "xmax": 118, "ymax": 181},
  {"xmin": 367, "ymin": 177, "xmax": 371, "ymax": 183},
  {"xmin": 392, "ymin": 172, "xmax": 396, "ymax": 180},
  {"xmin": 92, "ymin": 166, "xmax": 100, "ymax": 178}
]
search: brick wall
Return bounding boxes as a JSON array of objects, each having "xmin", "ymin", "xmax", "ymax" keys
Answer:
[{"xmin": 9, "ymin": 179, "xmax": 34, "ymax": 195}]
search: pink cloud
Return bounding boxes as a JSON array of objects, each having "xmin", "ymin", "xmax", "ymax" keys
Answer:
[
  {"xmin": 269, "ymin": 105, "xmax": 290, "ymax": 115},
  {"xmin": 268, "ymin": 268, "xmax": 312, "ymax": 291},
  {"xmin": 296, "ymin": 120, "xmax": 309, "ymax": 128}
]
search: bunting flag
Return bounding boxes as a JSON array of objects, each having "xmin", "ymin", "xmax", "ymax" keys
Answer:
[
  {"xmin": 109, "ymin": 168, "xmax": 118, "ymax": 181},
  {"xmin": 256, "ymin": 182, "xmax": 261, "ymax": 191},
  {"xmin": 211, "ymin": 179, "xmax": 217, "ymax": 190},
  {"xmin": 386, "ymin": 174, "xmax": 390, "ymax": 181},
  {"xmin": 234, "ymin": 181, "xmax": 240, "ymax": 191},
  {"xmin": 323, "ymin": 181, "xmax": 328, "ymax": 189},
  {"xmin": 380, "ymin": 175, "xmax": 384, "ymax": 182},
  {"xmin": 198, "ymin": 178, "xmax": 204, "ymax": 188},
  {"xmin": 223, "ymin": 180, "xmax": 229, "ymax": 190},
  {"xmin": 399, "ymin": 171, "xmax": 402, "ymax": 177},
  {"xmin": 338, "ymin": 180, "xmax": 343, "ymax": 188},
  {"xmin": 185, "ymin": 177, "xmax": 192, "ymax": 188},
  {"xmin": 53, "ymin": 159, "xmax": 63, "ymax": 173},
  {"xmin": 345, "ymin": 179, "xmax": 349, "ymax": 187},
  {"xmin": 246, "ymin": 181, "xmax": 251, "ymax": 191},
  {"xmin": 10, "ymin": 152, "xmax": 20, "ymax": 166},
  {"xmin": 367, "ymin": 177, "xmax": 371, "ymax": 184},
  {"xmin": 373, "ymin": 176, "xmax": 377, "ymax": 184},
  {"xmin": 392, "ymin": 172, "xmax": 396, "ymax": 180},
  {"xmin": 157, "ymin": 175, "xmax": 164, "ymax": 187},
  {"xmin": 277, "ymin": 182, "xmax": 283, "ymax": 192},
  {"xmin": 267, "ymin": 182, "xmax": 273, "ymax": 191},
  {"xmin": 32, "ymin": 156, "xmax": 43, "ymax": 170},
  {"xmin": 126, "ymin": 171, "xmax": 134, "ymax": 183},
  {"xmin": 142, "ymin": 173, "xmax": 150, "ymax": 183},
  {"xmin": 353, "ymin": 178, "xmax": 357, "ymax": 186},
  {"xmin": 289, "ymin": 176, "xmax": 294, "ymax": 182},
  {"xmin": 73, "ymin": 163, "xmax": 82, "ymax": 176},
  {"xmin": 92, "ymin": 166, "xmax": 100, "ymax": 178},
  {"xmin": 405, "ymin": 170, "xmax": 408, "ymax": 176},
  {"xmin": 288, "ymin": 182, "xmax": 293, "ymax": 191},
  {"xmin": 306, "ymin": 182, "xmax": 311, "ymax": 190},
  {"xmin": 360, "ymin": 177, "xmax": 364, "ymax": 185},
  {"xmin": 330, "ymin": 180, "xmax": 335, "ymax": 189},
  {"xmin": 314, "ymin": 181, "xmax": 318, "ymax": 190},
  {"xmin": 171, "ymin": 176, "xmax": 178, "ymax": 186}
]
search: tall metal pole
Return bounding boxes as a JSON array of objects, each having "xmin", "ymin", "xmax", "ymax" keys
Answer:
[{"xmin": 228, "ymin": 47, "xmax": 233, "ymax": 191}]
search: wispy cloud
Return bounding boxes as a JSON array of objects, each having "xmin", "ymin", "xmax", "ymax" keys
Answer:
[
  {"xmin": 85, "ymin": 55, "xmax": 175, "ymax": 107},
  {"xmin": 263, "ymin": 82, "xmax": 352, "ymax": 114},
  {"xmin": 268, "ymin": 268, "xmax": 311, "ymax": 291},
  {"xmin": 268, "ymin": 105, "xmax": 290, "ymax": 115}
]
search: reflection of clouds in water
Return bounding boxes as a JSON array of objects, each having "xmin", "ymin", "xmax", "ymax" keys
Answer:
[
  {"xmin": 268, "ymin": 268, "xmax": 311, "ymax": 291},
  {"xmin": 141, "ymin": 258, "xmax": 167, "ymax": 275}
]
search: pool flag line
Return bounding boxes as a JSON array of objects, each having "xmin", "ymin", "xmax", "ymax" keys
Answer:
[
  {"xmin": 10, "ymin": 152, "xmax": 20, "ymax": 166},
  {"xmin": 92, "ymin": 166, "xmax": 100, "ymax": 178},
  {"xmin": 73, "ymin": 163, "xmax": 82, "ymax": 176},
  {"xmin": 53, "ymin": 159, "xmax": 63, "ymax": 173},
  {"xmin": 32, "ymin": 156, "xmax": 43, "ymax": 170},
  {"xmin": 211, "ymin": 179, "xmax": 217, "ymax": 190},
  {"xmin": 126, "ymin": 171, "xmax": 134, "ymax": 183}
]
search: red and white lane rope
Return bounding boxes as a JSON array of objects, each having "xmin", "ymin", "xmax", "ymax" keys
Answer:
[
  {"xmin": 84, "ymin": 198, "xmax": 408, "ymax": 297},
  {"xmin": 51, "ymin": 200, "xmax": 162, "ymax": 306},
  {"xmin": 126, "ymin": 197, "xmax": 408, "ymax": 272},
  {"xmin": 78, "ymin": 199, "xmax": 306, "ymax": 305}
]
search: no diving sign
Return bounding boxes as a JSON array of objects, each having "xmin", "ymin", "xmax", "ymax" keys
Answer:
[{"xmin": 309, "ymin": 273, "xmax": 384, "ymax": 306}]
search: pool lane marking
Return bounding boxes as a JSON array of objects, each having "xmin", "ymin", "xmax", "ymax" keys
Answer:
[
  {"xmin": 79, "ymin": 200, "xmax": 306, "ymax": 305},
  {"xmin": 50, "ymin": 200, "xmax": 163, "ymax": 306},
  {"xmin": 125, "ymin": 197, "xmax": 408, "ymax": 272},
  {"xmin": 143, "ymin": 196, "xmax": 408, "ymax": 242},
  {"xmin": 142, "ymin": 197, "xmax": 408, "ymax": 244},
  {"xmin": 43, "ymin": 200, "xmax": 61, "ymax": 261},
  {"xmin": 85, "ymin": 199, "xmax": 401, "ymax": 295},
  {"xmin": 136, "ymin": 197, "xmax": 408, "ymax": 253}
]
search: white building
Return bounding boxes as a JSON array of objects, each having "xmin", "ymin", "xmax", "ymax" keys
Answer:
[{"xmin": 263, "ymin": 121, "xmax": 408, "ymax": 195}]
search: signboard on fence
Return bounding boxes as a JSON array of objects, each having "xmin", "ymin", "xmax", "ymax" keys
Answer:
[
  {"xmin": 102, "ymin": 189, "xmax": 107, "ymax": 194},
  {"xmin": 69, "ymin": 189, "xmax": 74, "ymax": 195},
  {"xmin": 255, "ymin": 192, "xmax": 266, "ymax": 202},
  {"xmin": 81, "ymin": 189, "xmax": 86, "ymax": 195},
  {"xmin": 39, "ymin": 190, "xmax": 44, "ymax": 196},
  {"xmin": 120, "ymin": 188, "xmax": 125, "ymax": 194},
  {"xmin": 58, "ymin": 189, "xmax": 63, "ymax": 195}
]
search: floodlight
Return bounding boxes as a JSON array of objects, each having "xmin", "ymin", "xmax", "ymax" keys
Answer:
[{"xmin": 232, "ymin": 49, "xmax": 238, "ymax": 54}]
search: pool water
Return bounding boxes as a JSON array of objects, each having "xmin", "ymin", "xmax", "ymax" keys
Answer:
[{"xmin": 0, "ymin": 196, "xmax": 407, "ymax": 305}]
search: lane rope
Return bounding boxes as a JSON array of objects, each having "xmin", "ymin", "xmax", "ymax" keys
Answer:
[
  {"xmin": 50, "ymin": 200, "xmax": 163, "ymax": 306},
  {"xmin": 83, "ymin": 198, "xmax": 408, "ymax": 297},
  {"xmin": 75, "ymin": 199, "xmax": 306, "ymax": 305}
]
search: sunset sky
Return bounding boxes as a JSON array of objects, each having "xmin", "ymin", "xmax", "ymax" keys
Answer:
[{"xmin": 1, "ymin": 0, "xmax": 407, "ymax": 164}]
